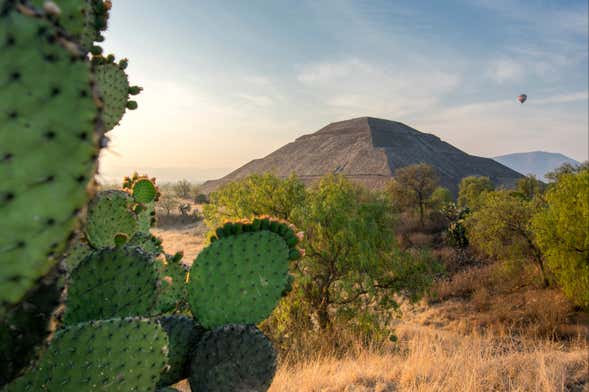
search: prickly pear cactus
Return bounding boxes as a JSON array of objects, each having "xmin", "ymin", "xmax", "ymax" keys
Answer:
[
  {"xmin": 62, "ymin": 239, "xmax": 93, "ymax": 273},
  {"xmin": 132, "ymin": 177, "xmax": 158, "ymax": 203},
  {"xmin": 5, "ymin": 317, "xmax": 169, "ymax": 391},
  {"xmin": 188, "ymin": 324, "xmax": 277, "ymax": 392},
  {"xmin": 85, "ymin": 190, "xmax": 138, "ymax": 248},
  {"xmin": 30, "ymin": 0, "xmax": 111, "ymax": 51},
  {"xmin": 128, "ymin": 232, "xmax": 163, "ymax": 256},
  {"xmin": 156, "ymin": 253, "xmax": 188, "ymax": 314},
  {"xmin": 92, "ymin": 55, "xmax": 141, "ymax": 131},
  {"xmin": 157, "ymin": 315, "xmax": 205, "ymax": 387},
  {"xmin": 0, "ymin": 4, "xmax": 100, "ymax": 307},
  {"xmin": 188, "ymin": 227, "xmax": 292, "ymax": 328},
  {"xmin": 63, "ymin": 246, "xmax": 159, "ymax": 325},
  {"xmin": 123, "ymin": 173, "xmax": 159, "ymax": 232}
]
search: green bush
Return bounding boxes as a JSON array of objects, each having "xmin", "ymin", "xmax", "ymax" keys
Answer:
[{"xmin": 532, "ymin": 170, "xmax": 589, "ymax": 308}]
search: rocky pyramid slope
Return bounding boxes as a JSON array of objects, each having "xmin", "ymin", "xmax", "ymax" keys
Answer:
[{"xmin": 200, "ymin": 117, "xmax": 522, "ymax": 194}]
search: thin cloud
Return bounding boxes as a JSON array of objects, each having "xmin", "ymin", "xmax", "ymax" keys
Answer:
[
  {"xmin": 486, "ymin": 58, "xmax": 524, "ymax": 83},
  {"xmin": 529, "ymin": 91, "xmax": 589, "ymax": 105}
]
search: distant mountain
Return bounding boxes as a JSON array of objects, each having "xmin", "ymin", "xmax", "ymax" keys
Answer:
[
  {"xmin": 493, "ymin": 152, "xmax": 580, "ymax": 180},
  {"xmin": 97, "ymin": 166, "xmax": 232, "ymax": 185},
  {"xmin": 200, "ymin": 117, "xmax": 523, "ymax": 195}
]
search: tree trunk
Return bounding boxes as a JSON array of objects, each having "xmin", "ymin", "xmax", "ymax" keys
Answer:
[{"xmin": 418, "ymin": 194, "xmax": 425, "ymax": 228}]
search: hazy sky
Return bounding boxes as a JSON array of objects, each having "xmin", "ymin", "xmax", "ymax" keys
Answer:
[{"xmin": 99, "ymin": 0, "xmax": 588, "ymax": 182}]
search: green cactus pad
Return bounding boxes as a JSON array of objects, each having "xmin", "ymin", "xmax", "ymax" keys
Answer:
[
  {"xmin": 93, "ymin": 57, "xmax": 135, "ymax": 131},
  {"xmin": 85, "ymin": 190, "xmax": 138, "ymax": 248},
  {"xmin": 210, "ymin": 218, "xmax": 300, "ymax": 252},
  {"xmin": 63, "ymin": 246, "xmax": 159, "ymax": 325},
  {"xmin": 156, "ymin": 315, "xmax": 205, "ymax": 387},
  {"xmin": 62, "ymin": 240, "xmax": 93, "ymax": 273},
  {"xmin": 0, "ymin": 7, "xmax": 99, "ymax": 306},
  {"xmin": 30, "ymin": 0, "xmax": 110, "ymax": 51},
  {"xmin": 188, "ymin": 324, "xmax": 276, "ymax": 392},
  {"xmin": 157, "ymin": 256, "xmax": 188, "ymax": 313},
  {"xmin": 188, "ymin": 230, "xmax": 290, "ymax": 328},
  {"xmin": 133, "ymin": 178, "xmax": 157, "ymax": 203},
  {"xmin": 5, "ymin": 317, "xmax": 169, "ymax": 391},
  {"xmin": 128, "ymin": 232, "xmax": 163, "ymax": 257},
  {"xmin": 137, "ymin": 200, "xmax": 156, "ymax": 232}
]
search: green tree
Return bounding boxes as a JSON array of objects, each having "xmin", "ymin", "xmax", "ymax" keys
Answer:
[
  {"xmin": 465, "ymin": 190, "xmax": 548, "ymax": 286},
  {"xmin": 457, "ymin": 176, "xmax": 494, "ymax": 210},
  {"xmin": 429, "ymin": 186, "xmax": 453, "ymax": 210},
  {"xmin": 514, "ymin": 175, "xmax": 545, "ymax": 200},
  {"xmin": 292, "ymin": 175, "xmax": 438, "ymax": 329},
  {"xmin": 532, "ymin": 170, "xmax": 589, "ymax": 308},
  {"xmin": 545, "ymin": 161, "xmax": 589, "ymax": 182},
  {"xmin": 388, "ymin": 163, "xmax": 439, "ymax": 226},
  {"xmin": 203, "ymin": 173, "xmax": 306, "ymax": 227}
]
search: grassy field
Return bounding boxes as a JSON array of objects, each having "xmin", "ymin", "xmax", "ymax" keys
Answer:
[
  {"xmin": 270, "ymin": 323, "xmax": 588, "ymax": 391},
  {"xmin": 156, "ymin": 218, "xmax": 588, "ymax": 392}
]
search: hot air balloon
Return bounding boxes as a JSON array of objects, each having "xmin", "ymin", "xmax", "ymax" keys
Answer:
[{"xmin": 517, "ymin": 94, "xmax": 527, "ymax": 104}]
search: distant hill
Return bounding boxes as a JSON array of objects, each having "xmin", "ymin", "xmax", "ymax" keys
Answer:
[
  {"xmin": 97, "ymin": 166, "xmax": 232, "ymax": 185},
  {"xmin": 493, "ymin": 152, "xmax": 580, "ymax": 180},
  {"xmin": 200, "ymin": 117, "xmax": 522, "ymax": 195}
]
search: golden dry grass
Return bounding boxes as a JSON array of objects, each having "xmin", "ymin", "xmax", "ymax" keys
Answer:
[
  {"xmin": 270, "ymin": 324, "xmax": 589, "ymax": 392},
  {"xmin": 152, "ymin": 221, "xmax": 208, "ymax": 264}
]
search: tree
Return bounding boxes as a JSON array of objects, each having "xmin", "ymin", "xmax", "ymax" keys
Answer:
[
  {"xmin": 532, "ymin": 170, "xmax": 589, "ymax": 308},
  {"xmin": 291, "ymin": 174, "xmax": 437, "ymax": 329},
  {"xmin": 545, "ymin": 161, "xmax": 589, "ymax": 182},
  {"xmin": 388, "ymin": 163, "xmax": 439, "ymax": 227},
  {"xmin": 203, "ymin": 173, "xmax": 306, "ymax": 227},
  {"xmin": 157, "ymin": 193, "xmax": 179, "ymax": 216},
  {"xmin": 465, "ymin": 190, "xmax": 548, "ymax": 285},
  {"xmin": 514, "ymin": 175, "xmax": 545, "ymax": 200},
  {"xmin": 429, "ymin": 186, "xmax": 453, "ymax": 210},
  {"xmin": 174, "ymin": 179, "xmax": 192, "ymax": 199},
  {"xmin": 457, "ymin": 176, "xmax": 494, "ymax": 210}
]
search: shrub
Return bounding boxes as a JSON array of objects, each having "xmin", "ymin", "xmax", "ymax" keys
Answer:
[{"xmin": 532, "ymin": 170, "xmax": 589, "ymax": 308}]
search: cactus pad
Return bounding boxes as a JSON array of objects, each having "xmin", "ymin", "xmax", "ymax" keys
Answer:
[
  {"xmin": 30, "ymin": 0, "xmax": 110, "ymax": 51},
  {"xmin": 137, "ymin": 200, "xmax": 156, "ymax": 232},
  {"xmin": 62, "ymin": 240, "xmax": 93, "ymax": 273},
  {"xmin": 132, "ymin": 178, "xmax": 157, "ymax": 203},
  {"xmin": 5, "ymin": 317, "xmax": 169, "ymax": 391},
  {"xmin": 157, "ymin": 255, "xmax": 188, "ymax": 313},
  {"xmin": 128, "ymin": 232, "xmax": 163, "ymax": 257},
  {"xmin": 188, "ymin": 230, "xmax": 290, "ymax": 328},
  {"xmin": 157, "ymin": 315, "xmax": 205, "ymax": 387},
  {"xmin": 85, "ymin": 190, "xmax": 138, "ymax": 248},
  {"xmin": 93, "ymin": 56, "xmax": 137, "ymax": 131},
  {"xmin": 0, "ymin": 7, "xmax": 99, "ymax": 306},
  {"xmin": 63, "ymin": 246, "xmax": 159, "ymax": 324},
  {"xmin": 188, "ymin": 324, "xmax": 276, "ymax": 392}
]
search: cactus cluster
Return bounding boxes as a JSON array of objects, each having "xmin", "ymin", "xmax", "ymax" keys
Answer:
[
  {"xmin": 1, "ymin": 2, "xmax": 301, "ymax": 390},
  {"xmin": 5, "ymin": 175, "xmax": 300, "ymax": 390}
]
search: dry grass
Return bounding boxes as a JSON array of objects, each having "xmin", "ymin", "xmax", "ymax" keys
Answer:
[
  {"xmin": 270, "ymin": 324, "xmax": 589, "ymax": 392},
  {"xmin": 152, "ymin": 221, "xmax": 208, "ymax": 264}
]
